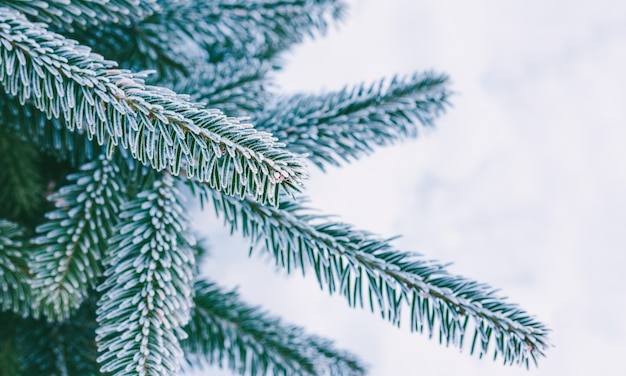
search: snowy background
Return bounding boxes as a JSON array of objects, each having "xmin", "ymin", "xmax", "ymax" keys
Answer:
[{"xmin": 190, "ymin": 1, "xmax": 626, "ymax": 375}]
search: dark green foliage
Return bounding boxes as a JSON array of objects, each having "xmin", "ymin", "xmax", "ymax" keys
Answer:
[
  {"xmin": 0, "ymin": 0, "xmax": 549, "ymax": 375},
  {"xmin": 20, "ymin": 299, "xmax": 100, "ymax": 376},
  {"xmin": 0, "ymin": 129, "xmax": 43, "ymax": 221},
  {"xmin": 0, "ymin": 311, "xmax": 21, "ymax": 376},
  {"xmin": 0, "ymin": 299, "xmax": 98, "ymax": 376}
]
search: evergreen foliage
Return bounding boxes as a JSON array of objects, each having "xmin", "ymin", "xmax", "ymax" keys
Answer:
[
  {"xmin": 184, "ymin": 280, "xmax": 364, "ymax": 376},
  {"xmin": 30, "ymin": 155, "xmax": 124, "ymax": 321},
  {"xmin": 0, "ymin": 130, "xmax": 43, "ymax": 221},
  {"xmin": 0, "ymin": 1, "xmax": 550, "ymax": 375},
  {"xmin": 203, "ymin": 190, "xmax": 548, "ymax": 365},
  {"xmin": 255, "ymin": 72, "xmax": 449, "ymax": 168},
  {"xmin": 0, "ymin": 220, "xmax": 31, "ymax": 315},
  {"xmin": 96, "ymin": 174, "xmax": 195, "ymax": 376}
]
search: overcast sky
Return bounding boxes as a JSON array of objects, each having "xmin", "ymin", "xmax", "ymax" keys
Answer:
[{"xmin": 190, "ymin": 1, "xmax": 626, "ymax": 375}]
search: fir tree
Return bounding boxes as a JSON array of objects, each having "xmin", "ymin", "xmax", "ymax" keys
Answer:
[{"xmin": 0, "ymin": 1, "xmax": 550, "ymax": 375}]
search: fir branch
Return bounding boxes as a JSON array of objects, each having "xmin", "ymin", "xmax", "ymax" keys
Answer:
[
  {"xmin": 0, "ymin": 0, "xmax": 552, "ymax": 372},
  {"xmin": 1, "ymin": 0, "xmax": 158, "ymax": 31},
  {"xmin": 0, "ymin": 220, "xmax": 31, "ymax": 316},
  {"xmin": 0, "ymin": 7, "xmax": 306, "ymax": 206},
  {"xmin": 67, "ymin": 0, "xmax": 345, "ymax": 77},
  {"xmin": 156, "ymin": 0, "xmax": 346, "ymax": 62},
  {"xmin": 255, "ymin": 72, "xmax": 450, "ymax": 169},
  {"xmin": 30, "ymin": 155, "xmax": 125, "ymax": 321},
  {"xmin": 96, "ymin": 174, "xmax": 195, "ymax": 376},
  {"xmin": 184, "ymin": 279, "xmax": 365, "ymax": 376},
  {"xmin": 201, "ymin": 189, "xmax": 549, "ymax": 367},
  {"xmin": 0, "ymin": 128, "xmax": 43, "ymax": 221},
  {"xmin": 169, "ymin": 59, "xmax": 273, "ymax": 117}
]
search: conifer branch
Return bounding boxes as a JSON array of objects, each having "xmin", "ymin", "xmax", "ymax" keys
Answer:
[
  {"xmin": 96, "ymin": 175, "xmax": 195, "ymax": 376},
  {"xmin": 184, "ymin": 279, "xmax": 366, "ymax": 376},
  {"xmin": 156, "ymin": 0, "xmax": 346, "ymax": 61},
  {"xmin": 0, "ymin": 7, "xmax": 306, "ymax": 206},
  {"xmin": 1, "ymin": 0, "xmax": 158, "ymax": 30},
  {"xmin": 201, "ymin": 189, "xmax": 549, "ymax": 367},
  {"xmin": 67, "ymin": 0, "xmax": 345, "ymax": 77},
  {"xmin": 256, "ymin": 72, "xmax": 450, "ymax": 169},
  {"xmin": 30, "ymin": 155, "xmax": 125, "ymax": 321},
  {"xmin": 0, "ymin": 220, "xmax": 31, "ymax": 316},
  {"xmin": 0, "ymin": 0, "xmax": 551, "ymax": 372}
]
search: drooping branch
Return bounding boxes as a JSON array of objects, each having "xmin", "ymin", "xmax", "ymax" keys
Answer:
[
  {"xmin": 199, "ymin": 188, "xmax": 549, "ymax": 367},
  {"xmin": 0, "ymin": 7, "xmax": 307, "ymax": 206},
  {"xmin": 96, "ymin": 175, "xmax": 195, "ymax": 376}
]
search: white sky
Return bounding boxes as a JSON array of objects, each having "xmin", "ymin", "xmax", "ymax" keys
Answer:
[{"xmin": 190, "ymin": 1, "xmax": 626, "ymax": 375}]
